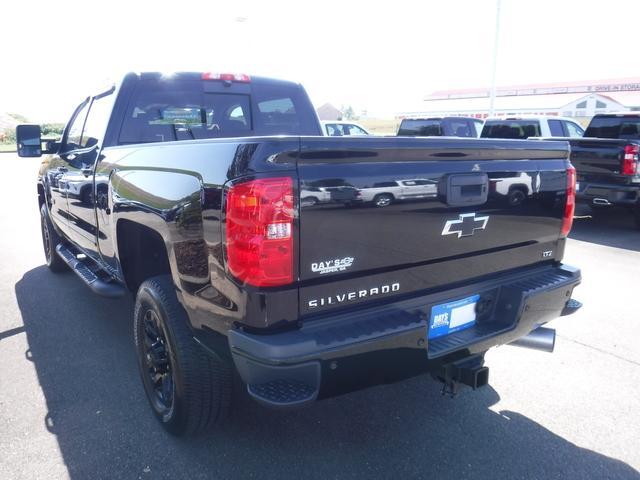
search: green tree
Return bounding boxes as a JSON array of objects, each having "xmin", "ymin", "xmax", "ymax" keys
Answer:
[
  {"xmin": 342, "ymin": 105, "xmax": 357, "ymax": 120},
  {"xmin": 41, "ymin": 123, "xmax": 65, "ymax": 139}
]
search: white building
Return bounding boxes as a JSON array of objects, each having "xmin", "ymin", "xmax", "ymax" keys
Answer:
[{"xmin": 399, "ymin": 78, "xmax": 640, "ymax": 123}]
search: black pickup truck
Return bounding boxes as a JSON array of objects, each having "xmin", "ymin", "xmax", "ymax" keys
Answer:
[
  {"xmin": 17, "ymin": 72, "xmax": 581, "ymax": 436},
  {"xmin": 542, "ymin": 113, "xmax": 640, "ymax": 228}
]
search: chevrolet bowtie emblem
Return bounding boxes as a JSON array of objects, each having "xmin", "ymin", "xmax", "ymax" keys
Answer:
[{"xmin": 442, "ymin": 213, "xmax": 489, "ymax": 238}]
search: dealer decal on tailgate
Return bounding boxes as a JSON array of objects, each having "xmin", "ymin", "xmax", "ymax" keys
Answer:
[{"xmin": 428, "ymin": 294, "xmax": 480, "ymax": 339}]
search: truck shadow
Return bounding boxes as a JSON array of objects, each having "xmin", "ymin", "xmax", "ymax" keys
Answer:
[
  {"xmin": 15, "ymin": 266, "xmax": 639, "ymax": 480},
  {"xmin": 569, "ymin": 206, "xmax": 640, "ymax": 252}
]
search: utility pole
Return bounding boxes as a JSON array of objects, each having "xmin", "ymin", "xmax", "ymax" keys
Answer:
[{"xmin": 488, "ymin": 0, "xmax": 501, "ymax": 117}]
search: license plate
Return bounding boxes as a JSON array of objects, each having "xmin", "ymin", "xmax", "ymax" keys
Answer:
[{"xmin": 428, "ymin": 294, "xmax": 480, "ymax": 339}]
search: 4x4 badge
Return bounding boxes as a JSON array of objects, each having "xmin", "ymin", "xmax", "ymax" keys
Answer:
[{"xmin": 442, "ymin": 213, "xmax": 489, "ymax": 238}]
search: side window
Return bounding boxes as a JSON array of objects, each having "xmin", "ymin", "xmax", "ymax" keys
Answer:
[
  {"xmin": 81, "ymin": 90, "xmax": 116, "ymax": 148},
  {"xmin": 449, "ymin": 120, "xmax": 472, "ymax": 137},
  {"xmin": 65, "ymin": 100, "xmax": 90, "ymax": 150},
  {"xmin": 326, "ymin": 124, "xmax": 343, "ymax": 136},
  {"xmin": 347, "ymin": 125, "xmax": 367, "ymax": 135},
  {"xmin": 548, "ymin": 119, "xmax": 564, "ymax": 136},
  {"xmin": 563, "ymin": 121, "xmax": 584, "ymax": 138}
]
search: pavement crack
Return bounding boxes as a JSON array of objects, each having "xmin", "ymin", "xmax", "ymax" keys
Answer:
[{"xmin": 557, "ymin": 334, "xmax": 640, "ymax": 367}]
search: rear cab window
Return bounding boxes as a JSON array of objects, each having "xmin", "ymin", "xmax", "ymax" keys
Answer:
[
  {"xmin": 584, "ymin": 116, "xmax": 640, "ymax": 139},
  {"xmin": 397, "ymin": 119, "xmax": 443, "ymax": 136},
  {"xmin": 445, "ymin": 119, "xmax": 474, "ymax": 137},
  {"xmin": 481, "ymin": 120, "xmax": 541, "ymax": 139},
  {"xmin": 118, "ymin": 75, "xmax": 320, "ymax": 144}
]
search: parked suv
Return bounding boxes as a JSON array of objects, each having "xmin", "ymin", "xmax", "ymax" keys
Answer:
[
  {"xmin": 481, "ymin": 116, "xmax": 584, "ymax": 139},
  {"xmin": 359, "ymin": 178, "xmax": 438, "ymax": 207}
]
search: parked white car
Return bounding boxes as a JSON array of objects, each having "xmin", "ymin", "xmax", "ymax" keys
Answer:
[
  {"xmin": 359, "ymin": 178, "xmax": 438, "ymax": 207},
  {"xmin": 480, "ymin": 116, "xmax": 584, "ymax": 139},
  {"xmin": 321, "ymin": 121, "xmax": 370, "ymax": 136}
]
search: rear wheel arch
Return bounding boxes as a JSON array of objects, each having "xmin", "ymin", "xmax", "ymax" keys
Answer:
[{"xmin": 117, "ymin": 219, "xmax": 172, "ymax": 293}]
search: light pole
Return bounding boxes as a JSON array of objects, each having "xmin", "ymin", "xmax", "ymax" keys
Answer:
[{"xmin": 488, "ymin": 0, "xmax": 502, "ymax": 117}]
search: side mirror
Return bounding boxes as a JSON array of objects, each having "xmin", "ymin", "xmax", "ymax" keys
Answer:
[{"xmin": 16, "ymin": 124, "xmax": 42, "ymax": 157}]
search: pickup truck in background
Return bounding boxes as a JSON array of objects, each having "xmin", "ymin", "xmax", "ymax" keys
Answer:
[
  {"xmin": 397, "ymin": 117, "xmax": 483, "ymax": 137},
  {"xmin": 539, "ymin": 113, "xmax": 640, "ymax": 228},
  {"xmin": 481, "ymin": 116, "xmax": 584, "ymax": 139},
  {"xmin": 17, "ymin": 71, "xmax": 581, "ymax": 437}
]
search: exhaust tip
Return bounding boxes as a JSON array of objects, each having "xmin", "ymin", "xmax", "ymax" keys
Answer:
[{"xmin": 510, "ymin": 326, "xmax": 556, "ymax": 353}]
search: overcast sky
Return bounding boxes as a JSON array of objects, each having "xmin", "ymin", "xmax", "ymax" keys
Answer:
[{"xmin": 2, "ymin": 0, "xmax": 639, "ymax": 122}]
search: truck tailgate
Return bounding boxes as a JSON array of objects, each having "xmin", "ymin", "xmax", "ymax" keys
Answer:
[
  {"xmin": 297, "ymin": 137, "xmax": 570, "ymax": 314},
  {"xmin": 565, "ymin": 138, "xmax": 632, "ymax": 183}
]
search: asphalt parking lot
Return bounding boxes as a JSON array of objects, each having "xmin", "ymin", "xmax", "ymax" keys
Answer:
[{"xmin": 1, "ymin": 154, "xmax": 639, "ymax": 480}]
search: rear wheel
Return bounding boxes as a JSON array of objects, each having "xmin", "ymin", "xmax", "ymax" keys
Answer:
[
  {"xmin": 373, "ymin": 193, "xmax": 393, "ymax": 208},
  {"xmin": 301, "ymin": 196, "xmax": 319, "ymax": 207},
  {"xmin": 40, "ymin": 203, "xmax": 67, "ymax": 272},
  {"xmin": 134, "ymin": 275, "xmax": 231, "ymax": 436},
  {"xmin": 507, "ymin": 188, "xmax": 526, "ymax": 207}
]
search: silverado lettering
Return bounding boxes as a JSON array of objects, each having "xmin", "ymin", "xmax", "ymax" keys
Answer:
[{"xmin": 308, "ymin": 283, "xmax": 401, "ymax": 309}]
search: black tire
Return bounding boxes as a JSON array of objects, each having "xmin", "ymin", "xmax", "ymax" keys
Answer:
[
  {"xmin": 507, "ymin": 188, "xmax": 526, "ymax": 207},
  {"xmin": 40, "ymin": 203, "xmax": 68, "ymax": 272},
  {"xmin": 134, "ymin": 275, "xmax": 231, "ymax": 436},
  {"xmin": 373, "ymin": 193, "xmax": 393, "ymax": 207},
  {"xmin": 301, "ymin": 196, "xmax": 319, "ymax": 207}
]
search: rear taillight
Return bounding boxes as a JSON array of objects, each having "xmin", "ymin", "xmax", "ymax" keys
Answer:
[
  {"xmin": 561, "ymin": 165, "xmax": 576, "ymax": 238},
  {"xmin": 622, "ymin": 144, "xmax": 639, "ymax": 175},
  {"xmin": 225, "ymin": 177, "xmax": 294, "ymax": 287}
]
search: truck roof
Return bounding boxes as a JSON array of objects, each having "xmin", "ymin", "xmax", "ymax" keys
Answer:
[
  {"xmin": 484, "ymin": 115, "xmax": 579, "ymax": 123},
  {"xmin": 92, "ymin": 71, "xmax": 302, "ymax": 98},
  {"xmin": 401, "ymin": 116, "xmax": 481, "ymax": 121}
]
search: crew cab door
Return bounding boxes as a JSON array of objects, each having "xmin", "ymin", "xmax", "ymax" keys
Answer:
[
  {"xmin": 45, "ymin": 98, "xmax": 90, "ymax": 240},
  {"xmin": 60, "ymin": 89, "xmax": 115, "ymax": 256}
]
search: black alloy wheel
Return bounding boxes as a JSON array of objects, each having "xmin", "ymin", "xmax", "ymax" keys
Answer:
[{"xmin": 140, "ymin": 308, "xmax": 175, "ymax": 418}]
